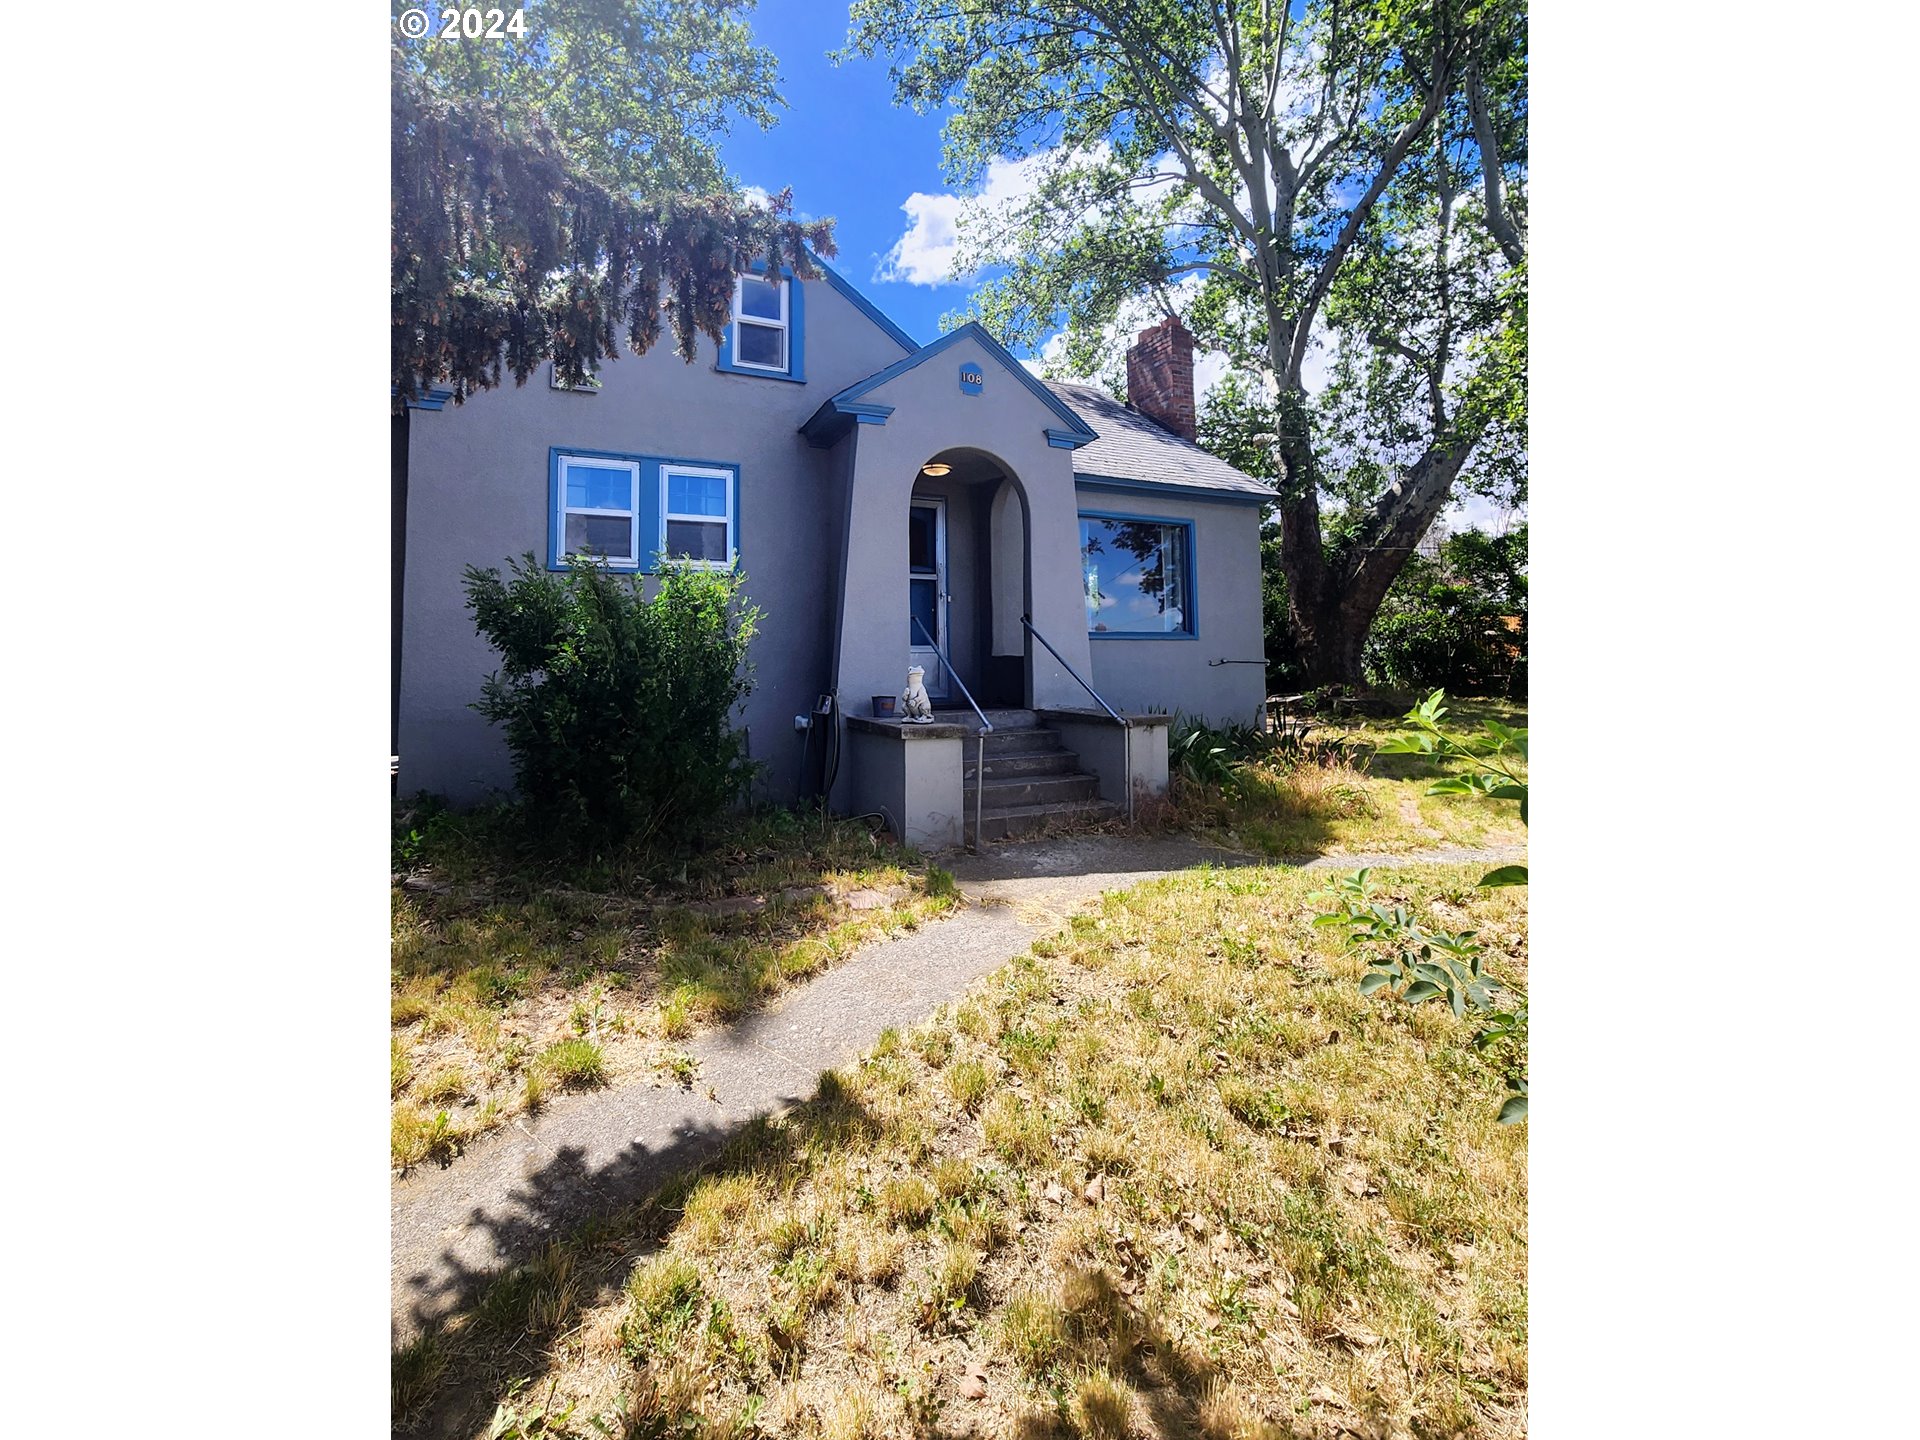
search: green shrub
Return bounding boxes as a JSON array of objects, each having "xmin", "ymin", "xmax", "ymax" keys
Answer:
[
  {"xmin": 1363, "ymin": 589, "xmax": 1508, "ymax": 693},
  {"xmin": 1362, "ymin": 527, "xmax": 1527, "ymax": 696},
  {"xmin": 463, "ymin": 553, "xmax": 762, "ymax": 849}
]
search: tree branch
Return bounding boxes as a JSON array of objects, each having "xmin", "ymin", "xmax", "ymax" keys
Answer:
[
  {"xmin": 1284, "ymin": 51, "xmax": 1454, "ymax": 386},
  {"xmin": 1466, "ymin": 59, "xmax": 1525, "ymax": 267}
]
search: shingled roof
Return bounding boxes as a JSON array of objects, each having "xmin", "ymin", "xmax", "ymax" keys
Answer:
[{"xmin": 1044, "ymin": 381, "xmax": 1274, "ymax": 501}]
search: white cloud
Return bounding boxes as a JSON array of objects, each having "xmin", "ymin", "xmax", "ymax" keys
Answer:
[
  {"xmin": 1018, "ymin": 330, "xmax": 1075, "ymax": 380},
  {"xmin": 740, "ymin": 184, "xmax": 773, "ymax": 209},
  {"xmin": 1192, "ymin": 347, "xmax": 1230, "ymax": 410},
  {"xmin": 1444, "ymin": 492, "xmax": 1525, "ymax": 535},
  {"xmin": 878, "ymin": 154, "xmax": 1054, "ymax": 287}
]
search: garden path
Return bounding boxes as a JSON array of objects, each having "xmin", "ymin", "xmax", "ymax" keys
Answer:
[{"xmin": 390, "ymin": 834, "xmax": 1525, "ymax": 1344}]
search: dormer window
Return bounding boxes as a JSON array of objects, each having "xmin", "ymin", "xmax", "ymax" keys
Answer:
[
  {"xmin": 732, "ymin": 275, "xmax": 788, "ymax": 370},
  {"xmin": 717, "ymin": 269, "xmax": 805, "ymax": 382}
]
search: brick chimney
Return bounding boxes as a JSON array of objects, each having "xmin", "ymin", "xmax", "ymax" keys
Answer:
[{"xmin": 1125, "ymin": 315, "xmax": 1197, "ymax": 441}]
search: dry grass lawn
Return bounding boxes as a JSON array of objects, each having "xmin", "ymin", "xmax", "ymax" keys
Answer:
[
  {"xmin": 1163, "ymin": 700, "xmax": 1528, "ymax": 859},
  {"xmin": 394, "ymin": 860, "xmax": 1526, "ymax": 1439},
  {"xmin": 391, "ymin": 809, "xmax": 960, "ymax": 1171}
]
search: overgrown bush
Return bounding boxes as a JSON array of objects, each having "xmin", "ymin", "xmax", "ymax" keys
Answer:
[
  {"xmin": 1169, "ymin": 714, "xmax": 1367, "ymax": 803},
  {"xmin": 463, "ymin": 553, "xmax": 761, "ymax": 850},
  {"xmin": 1363, "ymin": 527, "xmax": 1526, "ymax": 696}
]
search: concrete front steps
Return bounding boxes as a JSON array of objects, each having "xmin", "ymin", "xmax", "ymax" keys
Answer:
[{"xmin": 941, "ymin": 708, "xmax": 1121, "ymax": 841}]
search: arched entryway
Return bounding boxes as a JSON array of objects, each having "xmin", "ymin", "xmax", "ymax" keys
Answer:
[{"xmin": 906, "ymin": 445, "xmax": 1031, "ymax": 710}]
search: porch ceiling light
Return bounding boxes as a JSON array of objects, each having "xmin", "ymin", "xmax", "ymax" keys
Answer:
[{"xmin": 920, "ymin": 462, "xmax": 952, "ymax": 477}]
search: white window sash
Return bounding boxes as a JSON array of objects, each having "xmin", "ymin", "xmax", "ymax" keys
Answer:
[
  {"xmin": 557, "ymin": 456, "xmax": 641, "ymax": 566},
  {"xmin": 730, "ymin": 275, "xmax": 790, "ymax": 372},
  {"xmin": 660, "ymin": 464, "xmax": 737, "ymax": 569}
]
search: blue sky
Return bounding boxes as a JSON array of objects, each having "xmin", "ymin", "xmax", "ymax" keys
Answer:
[{"xmin": 719, "ymin": 5, "xmax": 972, "ymax": 352}]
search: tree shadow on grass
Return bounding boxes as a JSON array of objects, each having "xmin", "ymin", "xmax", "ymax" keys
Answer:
[
  {"xmin": 393, "ymin": 1082, "xmax": 1314, "ymax": 1440},
  {"xmin": 393, "ymin": 1074, "xmax": 884, "ymax": 1439}
]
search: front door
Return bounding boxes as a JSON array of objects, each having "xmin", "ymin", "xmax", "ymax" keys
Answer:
[{"xmin": 908, "ymin": 497, "xmax": 950, "ymax": 698}]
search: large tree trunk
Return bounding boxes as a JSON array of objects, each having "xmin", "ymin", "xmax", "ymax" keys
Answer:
[{"xmin": 1275, "ymin": 420, "xmax": 1475, "ymax": 687}]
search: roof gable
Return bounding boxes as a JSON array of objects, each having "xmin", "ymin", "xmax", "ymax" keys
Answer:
[{"xmin": 826, "ymin": 323, "xmax": 1098, "ymax": 441}]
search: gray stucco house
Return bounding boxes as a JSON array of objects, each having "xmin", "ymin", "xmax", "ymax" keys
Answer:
[{"xmin": 397, "ymin": 260, "xmax": 1272, "ymax": 847}]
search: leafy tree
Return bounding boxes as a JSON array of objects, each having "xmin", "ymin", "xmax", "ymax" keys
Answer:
[
  {"xmin": 1364, "ymin": 522, "xmax": 1525, "ymax": 693},
  {"xmin": 392, "ymin": 1, "xmax": 835, "ymax": 405},
  {"xmin": 412, "ymin": 0, "xmax": 781, "ymax": 199},
  {"xmin": 844, "ymin": 0, "xmax": 1526, "ymax": 683}
]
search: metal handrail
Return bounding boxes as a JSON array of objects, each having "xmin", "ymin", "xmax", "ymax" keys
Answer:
[
  {"xmin": 910, "ymin": 616, "xmax": 992, "ymax": 736},
  {"xmin": 911, "ymin": 615, "xmax": 992, "ymax": 852},
  {"xmin": 1019, "ymin": 614, "xmax": 1134, "ymax": 823}
]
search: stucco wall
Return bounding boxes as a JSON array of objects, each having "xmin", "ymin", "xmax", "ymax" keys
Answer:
[
  {"xmin": 398, "ymin": 275, "xmax": 913, "ymax": 804},
  {"xmin": 1077, "ymin": 488, "xmax": 1269, "ymax": 728}
]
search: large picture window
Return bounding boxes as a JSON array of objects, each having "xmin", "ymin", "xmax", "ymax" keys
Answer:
[{"xmin": 1079, "ymin": 513, "xmax": 1194, "ymax": 636}]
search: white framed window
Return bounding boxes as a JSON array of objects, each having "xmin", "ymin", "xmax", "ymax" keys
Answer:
[
  {"xmin": 729, "ymin": 273, "xmax": 789, "ymax": 372},
  {"xmin": 661, "ymin": 464, "xmax": 736, "ymax": 567},
  {"xmin": 554, "ymin": 453, "xmax": 641, "ymax": 568}
]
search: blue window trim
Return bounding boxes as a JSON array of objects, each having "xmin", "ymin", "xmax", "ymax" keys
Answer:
[
  {"xmin": 397, "ymin": 385, "xmax": 455, "ymax": 411},
  {"xmin": 549, "ymin": 447, "xmax": 740, "ymax": 574},
  {"xmin": 1078, "ymin": 506, "xmax": 1199, "ymax": 640},
  {"xmin": 716, "ymin": 262, "xmax": 806, "ymax": 383}
]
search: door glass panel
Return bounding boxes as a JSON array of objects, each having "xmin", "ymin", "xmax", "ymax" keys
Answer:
[
  {"xmin": 909, "ymin": 578, "xmax": 938, "ymax": 646},
  {"xmin": 908, "ymin": 505, "xmax": 937, "ymax": 572}
]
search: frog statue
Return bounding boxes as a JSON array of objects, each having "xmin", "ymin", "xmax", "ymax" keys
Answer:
[{"xmin": 900, "ymin": 665, "xmax": 935, "ymax": 723}]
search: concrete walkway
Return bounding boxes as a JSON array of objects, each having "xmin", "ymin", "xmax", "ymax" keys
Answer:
[{"xmin": 390, "ymin": 835, "xmax": 1523, "ymax": 1344}]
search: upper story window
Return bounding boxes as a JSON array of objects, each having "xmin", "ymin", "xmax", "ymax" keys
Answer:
[
  {"xmin": 732, "ymin": 275, "xmax": 788, "ymax": 369},
  {"xmin": 1080, "ymin": 512, "xmax": 1196, "ymax": 637},
  {"xmin": 717, "ymin": 269, "xmax": 805, "ymax": 382}
]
